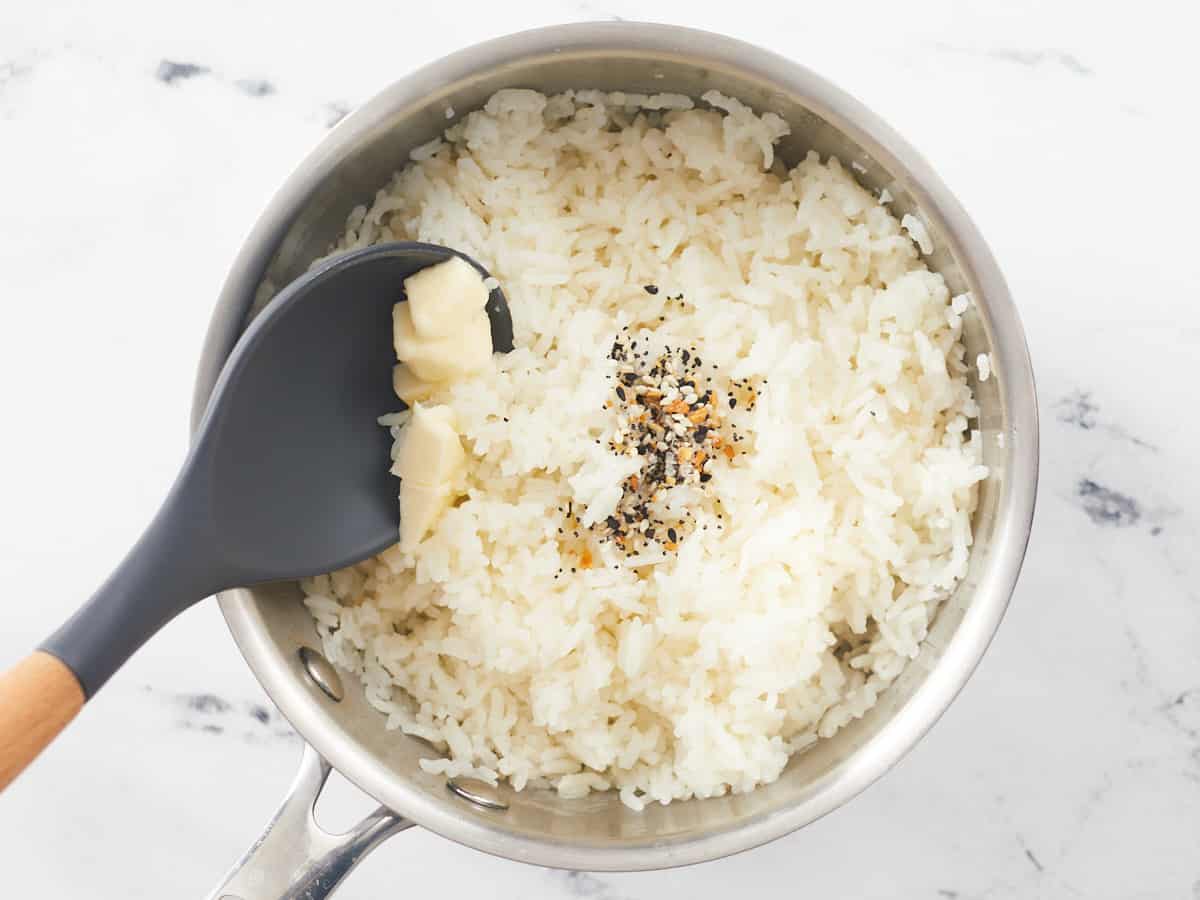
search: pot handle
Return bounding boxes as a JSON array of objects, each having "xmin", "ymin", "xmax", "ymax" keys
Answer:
[{"xmin": 206, "ymin": 744, "xmax": 412, "ymax": 900}]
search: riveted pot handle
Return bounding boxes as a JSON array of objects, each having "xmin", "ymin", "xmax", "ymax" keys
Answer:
[{"xmin": 206, "ymin": 744, "xmax": 412, "ymax": 900}]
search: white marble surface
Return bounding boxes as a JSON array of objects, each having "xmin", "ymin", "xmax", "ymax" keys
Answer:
[{"xmin": 2, "ymin": 1, "xmax": 1198, "ymax": 897}]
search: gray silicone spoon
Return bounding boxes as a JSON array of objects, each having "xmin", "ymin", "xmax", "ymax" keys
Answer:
[{"xmin": 0, "ymin": 241, "xmax": 512, "ymax": 790}]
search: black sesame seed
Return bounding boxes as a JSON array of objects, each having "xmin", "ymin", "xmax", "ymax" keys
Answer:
[
  {"xmin": 729, "ymin": 397, "xmax": 738, "ymax": 409},
  {"xmin": 644, "ymin": 285, "xmax": 659, "ymax": 295},
  {"xmin": 667, "ymin": 527, "xmax": 678, "ymax": 542}
]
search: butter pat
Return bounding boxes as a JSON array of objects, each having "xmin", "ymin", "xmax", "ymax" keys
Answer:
[
  {"xmin": 404, "ymin": 255, "xmax": 489, "ymax": 338},
  {"xmin": 389, "ymin": 257, "xmax": 497, "ymax": 548},
  {"xmin": 394, "ymin": 404, "xmax": 464, "ymax": 486},
  {"xmin": 391, "ymin": 257, "xmax": 494, "ymax": 388},
  {"xmin": 393, "ymin": 302, "xmax": 492, "ymax": 382},
  {"xmin": 392, "ymin": 364, "xmax": 437, "ymax": 405},
  {"xmin": 400, "ymin": 483, "xmax": 455, "ymax": 553},
  {"xmin": 394, "ymin": 403, "xmax": 465, "ymax": 550}
]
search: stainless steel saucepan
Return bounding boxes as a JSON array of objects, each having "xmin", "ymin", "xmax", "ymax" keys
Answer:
[{"xmin": 195, "ymin": 22, "xmax": 1038, "ymax": 899}]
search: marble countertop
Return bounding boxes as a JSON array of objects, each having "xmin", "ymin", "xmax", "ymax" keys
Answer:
[{"xmin": 2, "ymin": 1, "xmax": 1197, "ymax": 897}]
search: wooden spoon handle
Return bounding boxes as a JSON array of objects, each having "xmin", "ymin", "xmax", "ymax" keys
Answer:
[{"xmin": 0, "ymin": 651, "xmax": 84, "ymax": 791}]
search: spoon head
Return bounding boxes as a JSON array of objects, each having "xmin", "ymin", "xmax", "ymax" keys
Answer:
[{"xmin": 193, "ymin": 241, "xmax": 511, "ymax": 583}]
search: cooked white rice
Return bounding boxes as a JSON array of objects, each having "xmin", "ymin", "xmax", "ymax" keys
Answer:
[
  {"xmin": 300, "ymin": 88, "xmax": 986, "ymax": 810},
  {"xmin": 977, "ymin": 352, "xmax": 992, "ymax": 382}
]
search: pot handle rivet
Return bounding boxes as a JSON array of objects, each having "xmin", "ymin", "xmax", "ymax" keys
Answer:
[
  {"xmin": 299, "ymin": 646, "xmax": 344, "ymax": 702},
  {"xmin": 447, "ymin": 777, "xmax": 509, "ymax": 811}
]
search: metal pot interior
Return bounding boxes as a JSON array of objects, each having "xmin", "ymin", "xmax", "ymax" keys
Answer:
[{"xmin": 201, "ymin": 24, "xmax": 1031, "ymax": 870}]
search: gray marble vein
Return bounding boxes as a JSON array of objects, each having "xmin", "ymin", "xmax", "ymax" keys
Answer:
[
  {"xmin": 155, "ymin": 59, "xmax": 210, "ymax": 83},
  {"xmin": 1076, "ymin": 477, "xmax": 1141, "ymax": 527},
  {"xmin": 145, "ymin": 685, "xmax": 299, "ymax": 742},
  {"xmin": 934, "ymin": 42, "xmax": 1094, "ymax": 76},
  {"xmin": 1055, "ymin": 389, "xmax": 1158, "ymax": 451}
]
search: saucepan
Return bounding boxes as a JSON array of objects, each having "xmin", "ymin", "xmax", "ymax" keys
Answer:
[{"xmin": 195, "ymin": 22, "xmax": 1038, "ymax": 899}]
